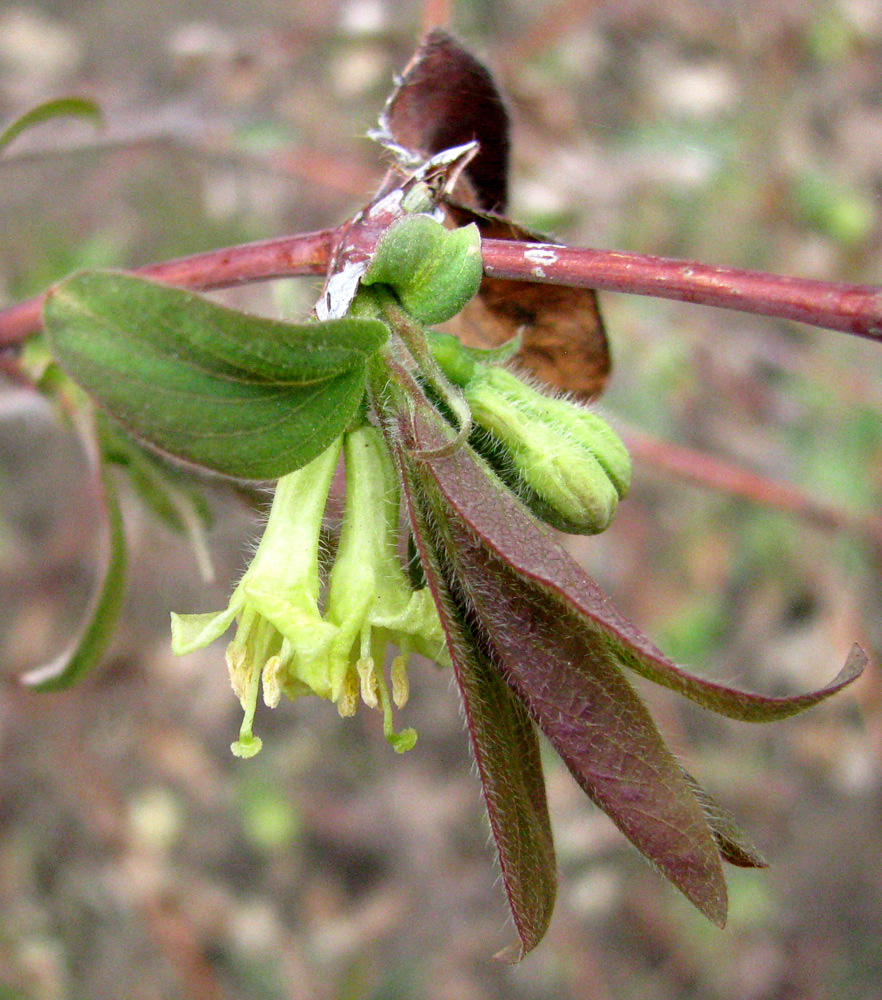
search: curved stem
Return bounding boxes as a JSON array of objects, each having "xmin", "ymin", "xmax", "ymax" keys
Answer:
[
  {"xmin": 0, "ymin": 226, "xmax": 338, "ymax": 348},
  {"xmin": 3, "ymin": 228, "xmax": 882, "ymax": 349}
]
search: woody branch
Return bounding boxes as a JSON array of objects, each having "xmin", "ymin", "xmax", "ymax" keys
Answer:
[{"xmin": 1, "ymin": 231, "xmax": 881, "ymax": 348}]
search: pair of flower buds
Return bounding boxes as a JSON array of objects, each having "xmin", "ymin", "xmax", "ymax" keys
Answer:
[{"xmin": 172, "ymin": 215, "xmax": 631, "ymax": 753}]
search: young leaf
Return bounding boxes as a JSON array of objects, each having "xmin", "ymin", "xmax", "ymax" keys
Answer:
[
  {"xmin": 391, "ymin": 386, "xmax": 864, "ymax": 922},
  {"xmin": 397, "ymin": 452, "xmax": 557, "ymax": 959},
  {"xmin": 362, "ymin": 215, "xmax": 483, "ymax": 325},
  {"xmin": 413, "ymin": 463, "xmax": 728, "ymax": 926},
  {"xmin": 21, "ymin": 462, "xmax": 127, "ymax": 691},
  {"xmin": 0, "ymin": 96, "xmax": 101, "ymax": 155},
  {"xmin": 402, "ymin": 397, "xmax": 865, "ymax": 723},
  {"xmin": 44, "ymin": 271, "xmax": 389, "ymax": 480}
]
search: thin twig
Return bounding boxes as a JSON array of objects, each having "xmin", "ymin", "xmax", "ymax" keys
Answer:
[
  {"xmin": 421, "ymin": 0, "xmax": 454, "ymax": 33},
  {"xmin": 0, "ymin": 227, "xmax": 338, "ymax": 347},
  {"xmin": 496, "ymin": 0, "xmax": 601, "ymax": 74},
  {"xmin": 480, "ymin": 240, "xmax": 882, "ymax": 343},
  {"xmin": 623, "ymin": 425, "xmax": 882, "ymax": 547}
]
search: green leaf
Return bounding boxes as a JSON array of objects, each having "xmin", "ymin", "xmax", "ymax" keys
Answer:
[
  {"xmin": 0, "ymin": 97, "xmax": 101, "ymax": 155},
  {"xmin": 99, "ymin": 416, "xmax": 215, "ymax": 580},
  {"xmin": 44, "ymin": 271, "xmax": 389, "ymax": 480},
  {"xmin": 21, "ymin": 462, "xmax": 127, "ymax": 691}
]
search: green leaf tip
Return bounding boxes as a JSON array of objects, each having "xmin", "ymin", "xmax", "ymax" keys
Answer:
[
  {"xmin": 0, "ymin": 96, "xmax": 101, "ymax": 155},
  {"xmin": 21, "ymin": 462, "xmax": 127, "ymax": 692},
  {"xmin": 43, "ymin": 270, "xmax": 389, "ymax": 480},
  {"xmin": 363, "ymin": 215, "xmax": 483, "ymax": 324}
]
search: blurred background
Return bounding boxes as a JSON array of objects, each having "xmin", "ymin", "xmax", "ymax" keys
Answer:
[{"xmin": 1, "ymin": 1, "xmax": 881, "ymax": 997}]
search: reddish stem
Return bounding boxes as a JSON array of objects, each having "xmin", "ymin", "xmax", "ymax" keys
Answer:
[
  {"xmin": 2, "ymin": 230, "xmax": 882, "ymax": 348},
  {"xmin": 0, "ymin": 227, "xmax": 337, "ymax": 348},
  {"xmin": 1, "ymin": 221, "xmax": 880, "ymax": 539},
  {"xmin": 481, "ymin": 240, "xmax": 882, "ymax": 343},
  {"xmin": 624, "ymin": 426, "xmax": 882, "ymax": 547}
]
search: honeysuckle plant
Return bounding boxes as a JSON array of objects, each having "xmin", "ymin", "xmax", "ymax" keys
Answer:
[{"xmin": 0, "ymin": 31, "xmax": 875, "ymax": 958}]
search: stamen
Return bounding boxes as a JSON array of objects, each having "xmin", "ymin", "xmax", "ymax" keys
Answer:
[
  {"xmin": 336, "ymin": 671, "xmax": 359, "ymax": 717},
  {"xmin": 357, "ymin": 656, "xmax": 380, "ymax": 708},
  {"xmin": 391, "ymin": 652, "xmax": 410, "ymax": 708},
  {"xmin": 262, "ymin": 653, "xmax": 283, "ymax": 708},
  {"xmin": 225, "ymin": 642, "xmax": 248, "ymax": 702}
]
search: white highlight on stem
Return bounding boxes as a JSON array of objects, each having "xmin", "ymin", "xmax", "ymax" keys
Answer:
[{"xmin": 524, "ymin": 244, "xmax": 562, "ymax": 267}]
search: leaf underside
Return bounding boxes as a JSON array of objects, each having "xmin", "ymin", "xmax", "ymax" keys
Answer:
[
  {"xmin": 416, "ymin": 466, "xmax": 729, "ymax": 927},
  {"xmin": 404, "ymin": 400, "xmax": 865, "ymax": 723},
  {"xmin": 393, "ymin": 387, "xmax": 865, "ymax": 926},
  {"xmin": 397, "ymin": 447, "xmax": 557, "ymax": 960}
]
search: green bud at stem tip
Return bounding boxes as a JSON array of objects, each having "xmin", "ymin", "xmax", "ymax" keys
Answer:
[
  {"xmin": 362, "ymin": 215, "xmax": 483, "ymax": 325},
  {"xmin": 464, "ymin": 366, "xmax": 632, "ymax": 535}
]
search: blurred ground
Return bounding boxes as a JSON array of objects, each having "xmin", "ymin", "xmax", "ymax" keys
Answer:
[{"xmin": 1, "ymin": 1, "xmax": 882, "ymax": 998}]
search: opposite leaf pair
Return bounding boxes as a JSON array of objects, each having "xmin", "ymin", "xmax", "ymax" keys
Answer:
[
  {"xmin": 374, "ymin": 351, "xmax": 864, "ymax": 956},
  {"xmin": 17, "ymin": 30, "xmax": 869, "ymax": 959}
]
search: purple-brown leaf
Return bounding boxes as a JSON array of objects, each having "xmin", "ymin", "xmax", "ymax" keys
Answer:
[
  {"xmin": 682, "ymin": 772, "xmax": 768, "ymax": 869},
  {"xmin": 396, "ymin": 446, "xmax": 557, "ymax": 959},
  {"xmin": 446, "ymin": 205, "xmax": 611, "ymax": 400},
  {"xmin": 401, "ymin": 394, "xmax": 864, "ymax": 722},
  {"xmin": 411, "ymin": 460, "xmax": 728, "ymax": 925},
  {"xmin": 390, "ymin": 384, "xmax": 864, "ymax": 920},
  {"xmin": 378, "ymin": 29, "xmax": 511, "ymax": 213}
]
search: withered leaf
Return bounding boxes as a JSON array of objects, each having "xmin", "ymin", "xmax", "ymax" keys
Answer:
[
  {"xmin": 380, "ymin": 28, "xmax": 510, "ymax": 213},
  {"xmin": 376, "ymin": 31, "xmax": 611, "ymax": 399},
  {"xmin": 447, "ymin": 205, "xmax": 611, "ymax": 400}
]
